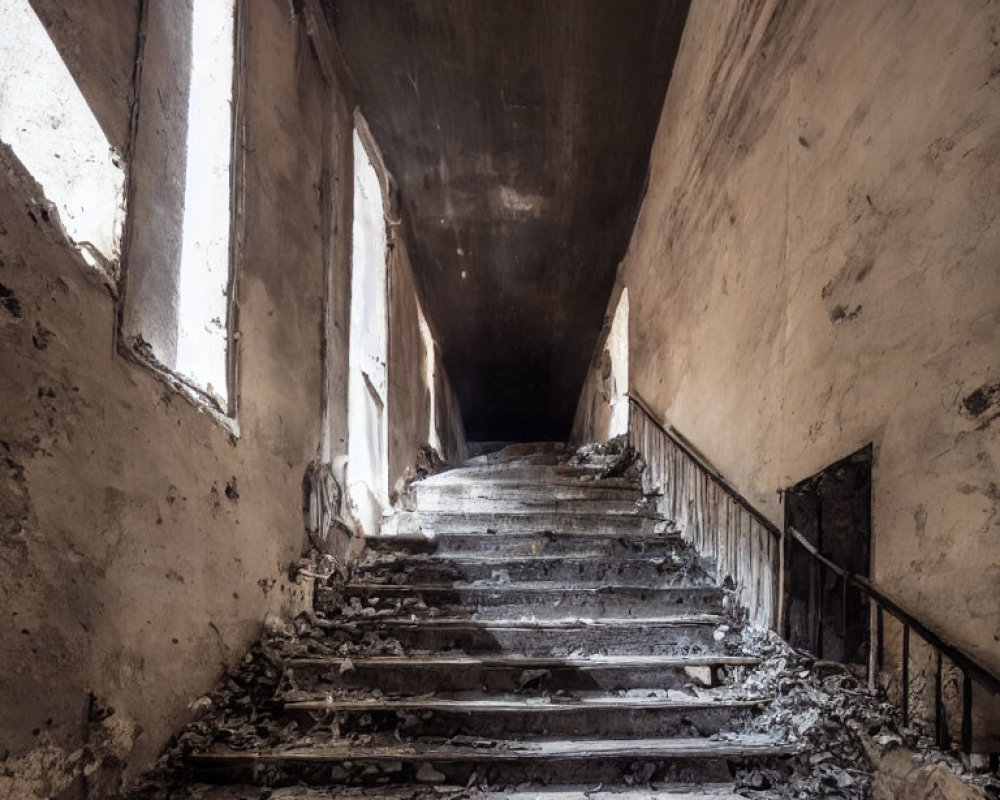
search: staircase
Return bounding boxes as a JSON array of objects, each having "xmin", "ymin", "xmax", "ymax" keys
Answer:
[{"xmin": 144, "ymin": 443, "xmax": 804, "ymax": 799}]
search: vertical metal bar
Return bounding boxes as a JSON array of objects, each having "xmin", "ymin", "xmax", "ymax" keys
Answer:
[
  {"xmin": 841, "ymin": 574, "xmax": 849, "ymax": 661},
  {"xmin": 816, "ymin": 561, "xmax": 825, "ymax": 659},
  {"xmin": 778, "ymin": 523, "xmax": 787, "ymax": 637},
  {"xmin": 961, "ymin": 670, "xmax": 973, "ymax": 754},
  {"xmin": 816, "ymin": 496, "xmax": 824, "ymax": 660},
  {"xmin": 935, "ymin": 649, "xmax": 946, "ymax": 749},
  {"xmin": 868, "ymin": 600, "xmax": 877, "ymax": 691},
  {"xmin": 902, "ymin": 623, "xmax": 910, "ymax": 727},
  {"xmin": 876, "ymin": 605, "xmax": 884, "ymax": 671},
  {"xmin": 809, "ymin": 556, "xmax": 818, "ymax": 655}
]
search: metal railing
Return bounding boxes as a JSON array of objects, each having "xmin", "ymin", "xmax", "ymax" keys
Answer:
[
  {"xmin": 626, "ymin": 392, "xmax": 1000, "ymax": 759},
  {"xmin": 626, "ymin": 393, "xmax": 781, "ymax": 629},
  {"xmin": 784, "ymin": 525, "xmax": 1000, "ymax": 760}
]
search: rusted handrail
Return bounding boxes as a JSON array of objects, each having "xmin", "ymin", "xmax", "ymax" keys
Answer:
[
  {"xmin": 625, "ymin": 393, "xmax": 999, "ymax": 757},
  {"xmin": 785, "ymin": 525, "xmax": 1000, "ymax": 756},
  {"xmin": 626, "ymin": 393, "xmax": 781, "ymax": 628},
  {"xmin": 627, "ymin": 393, "xmax": 780, "ymax": 540}
]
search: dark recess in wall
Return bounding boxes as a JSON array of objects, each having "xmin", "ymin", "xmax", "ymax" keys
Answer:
[{"xmin": 784, "ymin": 444, "xmax": 873, "ymax": 665}]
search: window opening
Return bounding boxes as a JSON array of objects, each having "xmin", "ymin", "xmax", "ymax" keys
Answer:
[
  {"xmin": 347, "ymin": 126, "xmax": 389, "ymax": 535},
  {"xmin": 121, "ymin": 0, "xmax": 237, "ymax": 413},
  {"xmin": 174, "ymin": 0, "xmax": 236, "ymax": 405},
  {"xmin": 0, "ymin": 0, "xmax": 125, "ymax": 267}
]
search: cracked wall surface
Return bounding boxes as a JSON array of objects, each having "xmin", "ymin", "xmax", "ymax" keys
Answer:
[
  {"xmin": 599, "ymin": 0, "xmax": 1000, "ymax": 736},
  {"xmin": 1, "ymin": 1, "xmax": 339, "ymax": 795}
]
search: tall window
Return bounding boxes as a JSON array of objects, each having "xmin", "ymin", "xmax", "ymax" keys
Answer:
[
  {"xmin": 175, "ymin": 0, "xmax": 237, "ymax": 406},
  {"xmin": 0, "ymin": 0, "xmax": 125, "ymax": 268},
  {"xmin": 122, "ymin": 0, "xmax": 238, "ymax": 413}
]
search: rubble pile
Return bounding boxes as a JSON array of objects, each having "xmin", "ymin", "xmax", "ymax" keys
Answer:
[
  {"xmin": 127, "ymin": 442, "xmax": 998, "ymax": 800},
  {"xmin": 728, "ymin": 631, "xmax": 999, "ymax": 800},
  {"xmin": 570, "ymin": 434, "xmax": 645, "ymax": 482}
]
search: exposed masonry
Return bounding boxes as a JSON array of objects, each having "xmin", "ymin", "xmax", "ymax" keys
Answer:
[{"xmin": 127, "ymin": 443, "xmax": 997, "ymax": 800}]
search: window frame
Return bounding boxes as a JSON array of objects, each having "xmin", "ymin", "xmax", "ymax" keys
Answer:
[{"xmin": 116, "ymin": 0, "xmax": 247, "ymax": 432}]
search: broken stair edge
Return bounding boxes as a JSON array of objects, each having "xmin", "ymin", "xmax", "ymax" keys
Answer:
[
  {"xmin": 283, "ymin": 653, "xmax": 761, "ymax": 668},
  {"xmin": 160, "ymin": 784, "xmax": 754, "ymax": 800},
  {"xmin": 188, "ymin": 735, "xmax": 802, "ymax": 764},
  {"xmin": 282, "ymin": 696, "xmax": 772, "ymax": 714}
]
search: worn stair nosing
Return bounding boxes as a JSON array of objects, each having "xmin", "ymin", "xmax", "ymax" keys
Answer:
[
  {"xmin": 362, "ymin": 530, "xmax": 682, "ymax": 545},
  {"xmin": 168, "ymin": 786, "xmax": 761, "ymax": 800},
  {"xmin": 190, "ymin": 735, "xmax": 799, "ymax": 764},
  {"xmin": 283, "ymin": 696, "xmax": 770, "ymax": 714},
  {"xmin": 320, "ymin": 614, "xmax": 730, "ymax": 630},
  {"xmin": 334, "ymin": 582, "xmax": 722, "ymax": 596},
  {"xmin": 356, "ymin": 554, "xmax": 703, "ymax": 567},
  {"xmin": 285, "ymin": 653, "xmax": 760, "ymax": 669}
]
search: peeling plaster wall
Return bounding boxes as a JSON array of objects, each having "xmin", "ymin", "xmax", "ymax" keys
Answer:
[
  {"xmin": 0, "ymin": 1, "xmax": 339, "ymax": 795},
  {"xmin": 615, "ymin": 0, "xmax": 1000, "ymax": 707}
]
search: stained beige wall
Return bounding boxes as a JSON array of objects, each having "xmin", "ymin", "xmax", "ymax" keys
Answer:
[
  {"xmin": 615, "ymin": 0, "xmax": 999, "ymax": 683},
  {"xmin": 0, "ymin": 1, "xmax": 340, "ymax": 795}
]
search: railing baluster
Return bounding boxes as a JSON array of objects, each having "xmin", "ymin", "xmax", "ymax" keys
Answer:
[
  {"xmin": 935, "ymin": 649, "xmax": 947, "ymax": 750},
  {"xmin": 962, "ymin": 670, "xmax": 973, "ymax": 754},
  {"xmin": 902, "ymin": 623, "xmax": 910, "ymax": 727},
  {"xmin": 877, "ymin": 605, "xmax": 884, "ymax": 671},
  {"xmin": 626, "ymin": 394, "xmax": 1000, "ymax": 755},
  {"xmin": 816, "ymin": 560, "xmax": 825, "ymax": 659},
  {"xmin": 841, "ymin": 573, "xmax": 849, "ymax": 659}
]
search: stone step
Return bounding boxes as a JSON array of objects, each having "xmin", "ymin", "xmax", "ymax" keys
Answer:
[
  {"xmin": 283, "ymin": 654, "xmax": 759, "ymax": 695},
  {"xmin": 412, "ymin": 493, "xmax": 649, "ymax": 515},
  {"xmin": 138, "ymin": 784, "xmax": 759, "ymax": 799},
  {"xmin": 322, "ymin": 615, "xmax": 735, "ymax": 657},
  {"xmin": 319, "ymin": 583, "xmax": 726, "ymax": 619},
  {"xmin": 362, "ymin": 529, "xmax": 685, "ymax": 558},
  {"xmin": 413, "ymin": 480, "xmax": 641, "ymax": 504},
  {"xmin": 405, "ymin": 511, "xmax": 666, "ymax": 536},
  {"xmin": 351, "ymin": 554, "xmax": 714, "ymax": 586},
  {"xmin": 431, "ymin": 462, "xmax": 629, "ymax": 482},
  {"xmin": 188, "ymin": 735, "xmax": 798, "ymax": 787},
  {"xmin": 282, "ymin": 693, "xmax": 767, "ymax": 738},
  {"xmin": 417, "ymin": 473, "xmax": 641, "ymax": 491}
]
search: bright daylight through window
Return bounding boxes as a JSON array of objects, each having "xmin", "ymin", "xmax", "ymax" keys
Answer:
[
  {"xmin": 0, "ymin": 0, "xmax": 125, "ymax": 268},
  {"xmin": 173, "ymin": 0, "xmax": 236, "ymax": 407}
]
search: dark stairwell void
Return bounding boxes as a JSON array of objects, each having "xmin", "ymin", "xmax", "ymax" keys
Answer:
[{"xmin": 324, "ymin": 0, "xmax": 692, "ymax": 442}]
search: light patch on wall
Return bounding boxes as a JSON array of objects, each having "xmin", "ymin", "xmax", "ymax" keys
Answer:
[
  {"xmin": 495, "ymin": 185, "xmax": 546, "ymax": 216},
  {"xmin": 418, "ymin": 303, "xmax": 441, "ymax": 453},
  {"xmin": 174, "ymin": 0, "xmax": 235, "ymax": 405},
  {"xmin": 608, "ymin": 288, "xmax": 630, "ymax": 437},
  {"xmin": 0, "ymin": 0, "xmax": 125, "ymax": 266}
]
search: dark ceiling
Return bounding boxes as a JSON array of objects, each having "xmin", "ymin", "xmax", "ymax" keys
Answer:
[{"xmin": 326, "ymin": 0, "xmax": 690, "ymax": 441}]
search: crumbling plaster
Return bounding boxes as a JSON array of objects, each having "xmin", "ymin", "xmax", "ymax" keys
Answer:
[
  {"xmin": 609, "ymin": 0, "xmax": 1000, "ymax": 693},
  {"xmin": 0, "ymin": 0, "xmax": 350, "ymax": 795}
]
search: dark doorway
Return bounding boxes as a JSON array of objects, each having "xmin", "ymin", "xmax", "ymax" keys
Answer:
[{"xmin": 784, "ymin": 444, "xmax": 872, "ymax": 664}]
